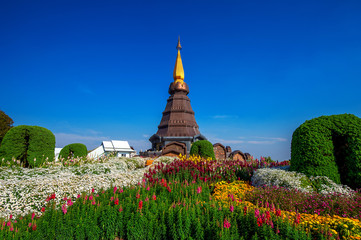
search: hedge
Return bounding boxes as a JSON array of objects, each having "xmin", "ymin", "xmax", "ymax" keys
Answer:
[
  {"xmin": 190, "ymin": 140, "xmax": 216, "ymax": 159},
  {"xmin": 290, "ymin": 114, "xmax": 361, "ymax": 189},
  {"xmin": 0, "ymin": 125, "xmax": 55, "ymax": 167},
  {"xmin": 59, "ymin": 143, "xmax": 87, "ymax": 159}
]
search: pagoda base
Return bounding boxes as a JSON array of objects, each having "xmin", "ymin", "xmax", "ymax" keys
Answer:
[{"xmin": 149, "ymin": 134, "xmax": 207, "ymax": 154}]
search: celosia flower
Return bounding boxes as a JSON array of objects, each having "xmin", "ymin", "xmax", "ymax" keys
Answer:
[
  {"xmin": 145, "ymin": 197, "xmax": 149, "ymax": 202},
  {"xmin": 28, "ymin": 223, "xmax": 32, "ymax": 227},
  {"xmin": 10, "ymin": 227, "xmax": 13, "ymax": 231},
  {"xmin": 244, "ymin": 206, "xmax": 248, "ymax": 216},
  {"xmin": 139, "ymin": 200, "xmax": 143, "ymax": 210},
  {"xmin": 77, "ymin": 194, "xmax": 81, "ymax": 198},
  {"xmin": 41, "ymin": 207, "xmax": 45, "ymax": 212},
  {"xmin": 7, "ymin": 221, "xmax": 11, "ymax": 227},
  {"xmin": 119, "ymin": 188, "xmax": 123, "ymax": 193},
  {"xmin": 32, "ymin": 224, "xmax": 37, "ymax": 231},
  {"xmin": 9, "ymin": 214, "xmax": 12, "ymax": 220},
  {"xmin": 113, "ymin": 186, "xmax": 117, "ymax": 194},
  {"xmin": 114, "ymin": 198, "xmax": 119, "ymax": 205},
  {"xmin": 119, "ymin": 207, "xmax": 123, "ymax": 212},
  {"xmin": 152, "ymin": 194, "xmax": 156, "ymax": 200},
  {"xmin": 31, "ymin": 212, "xmax": 35, "ymax": 220},
  {"xmin": 92, "ymin": 201, "xmax": 96, "ymax": 205},
  {"xmin": 197, "ymin": 186, "xmax": 202, "ymax": 194},
  {"xmin": 110, "ymin": 197, "xmax": 114, "ymax": 201},
  {"xmin": 89, "ymin": 195, "xmax": 93, "ymax": 201},
  {"xmin": 223, "ymin": 218, "xmax": 231, "ymax": 228},
  {"xmin": 92, "ymin": 188, "xmax": 95, "ymax": 193},
  {"xmin": 255, "ymin": 208, "xmax": 260, "ymax": 218},
  {"xmin": 146, "ymin": 186, "xmax": 150, "ymax": 191}
]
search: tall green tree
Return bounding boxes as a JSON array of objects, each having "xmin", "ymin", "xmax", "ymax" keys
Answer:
[{"xmin": 0, "ymin": 110, "xmax": 14, "ymax": 146}]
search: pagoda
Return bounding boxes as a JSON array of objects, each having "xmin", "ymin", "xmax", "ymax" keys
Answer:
[{"xmin": 149, "ymin": 38, "xmax": 206, "ymax": 155}]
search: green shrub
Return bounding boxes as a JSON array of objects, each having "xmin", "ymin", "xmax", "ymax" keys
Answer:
[
  {"xmin": 0, "ymin": 110, "xmax": 14, "ymax": 146},
  {"xmin": 190, "ymin": 140, "xmax": 215, "ymax": 159},
  {"xmin": 0, "ymin": 125, "xmax": 55, "ymax": 167},
  {"xmin": 59, "ymin": 143, "xmax": 87, "ymax": 159},
  {"xmin": 290, "ymin": 114, "xmax": 361, "ymax": 189}
]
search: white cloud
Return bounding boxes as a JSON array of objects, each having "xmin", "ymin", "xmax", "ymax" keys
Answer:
[
  {"xmin": 208, "ymin": 137, "xmax": 245, "ymax": 144},
  {"xmin": 254, "ymin": 137, "xmax": 287, "ymax": 142},
  {"xmin": 54, "ymin": 133, "xmax": 109, "ymax": 149},
  {"xmin": 212, "ymin": 115, "xmax": 238, "ymax": 119},
  {"xmin": 247, "ymin": 140, "xmax": 275, "ymax": 145}
]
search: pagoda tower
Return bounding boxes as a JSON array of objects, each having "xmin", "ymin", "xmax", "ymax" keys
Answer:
[{"xmin": 149, "ymin": 38, "xmax": 206, "ymax": 154}]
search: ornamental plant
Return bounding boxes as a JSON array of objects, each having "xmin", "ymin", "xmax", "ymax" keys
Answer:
[
  {"xmin": 0, "ymin": 125, "xmax": 55, "ymax": 167},
  {"xmin": 190, "ymin": 140, "xmax": 216, "ymax": 159},
  {"xmin": 58, "ymin": 143, "xmax": 87, "ymax": 159},
  {"xmin": 291, "ymin": 113, "xmax": 361, "ymax": 189}
]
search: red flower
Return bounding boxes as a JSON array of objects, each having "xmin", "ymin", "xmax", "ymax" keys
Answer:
[
  {"xmin": 32, "ymin": 224, "xmax": 37, "ymax": 231},
  {"xmin": 197, "ymin": 186, "xmax": 202, "ymax": 194},
  {"xmin": 9, "ymin": 214, "xmax": 12, "ymax": 220},
  {"xmin": 223, "ymin": 218, "xmax": 231, "ymax": 228},
  {"xmin": 119, "ymin": 207, "xmax": 123, "ymax": 212},
  {"xmin": 92, "ymin": 188, "xmax": 95, "ymax": 193},
  {"xmin": 31, "ymin": 212, "xmax": 35, "ymax": 220},
  {"xmin": 114, "ymin": 198, "xmax": 119, "ymax": 205},
  {"xmin": 230, "ymin": 205, "xmax": 234, "ymax": 213},
  {"xmin": 41, "ymin": 207, "xmax": 45, "ymax": 212},
  {"xmin": 152, "ymin": 194, "xmax": 156, "ymax": 200},
  {"xmin": 113, "ymin": 186, "xmax": 117, "ymax": 194},
  {"xmin": 139, "ymin": 200, "xmax": 143, "ymax": 210}
]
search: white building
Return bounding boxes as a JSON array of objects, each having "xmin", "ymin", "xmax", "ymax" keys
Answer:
[
  {"xmin": 55, "ymin": 148, "xmax": 63, "ymax": 161},
  {"xmin": 88, "ymin": 140, "xmax": 136, "ymax": 159}
]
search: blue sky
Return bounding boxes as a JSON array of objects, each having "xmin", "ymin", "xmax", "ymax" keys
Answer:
[{"xmin": 1, "ymin": 0, "xmax": 361, "ymax": 161}]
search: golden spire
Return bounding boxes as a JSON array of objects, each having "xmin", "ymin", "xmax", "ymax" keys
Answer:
[{"xmin": 173, "ymin": 37, "xmax": 185, "ymax": 83}]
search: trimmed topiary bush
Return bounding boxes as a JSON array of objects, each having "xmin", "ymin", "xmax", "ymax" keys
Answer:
[
  {"xmin": 0, "ymin": 125, "xmax": 55, "ymax": 167},
  {"xmin": 290, "ymin": 114, "xmax": 361, "ymax": 189},
  {"xmin": 190, "ymin": 140, "xmax": 215, "ymax": 159},
  {"xmin": 59, "ymin": 143, "xmax": 87, "ymax": 159}
]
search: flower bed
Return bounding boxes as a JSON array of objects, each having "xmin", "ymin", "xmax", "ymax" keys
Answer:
[{"xmin": 0, "ymin": 155, "xmax": 360, "ymax": 239}]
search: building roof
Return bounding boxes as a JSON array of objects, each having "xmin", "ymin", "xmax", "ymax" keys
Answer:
[{"xmin": 102, "ymin": 140, "xmax": 135, "ymax": 152}]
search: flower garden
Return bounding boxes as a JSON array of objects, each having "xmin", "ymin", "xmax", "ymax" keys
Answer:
[{"xmin": 0, "ymin": 154, "xmax": 360, "ymax": 239}]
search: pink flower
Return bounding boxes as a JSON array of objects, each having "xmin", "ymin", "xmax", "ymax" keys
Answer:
[
  {"xmin": 9, "ymin": 214, "xmax": 12, "ymax": 220},
  {"xmin": 61, "ymin": 204, "xmax": 67, "ymax": 214},
  {"xmin": 92, "ymin": 201, "xmax": 96, "ymax": 205},
  {"xmin": 119, "ymin": 188, "xmax": 123, "ymax": 193},
  {"xmin": 14, "ymin": 220, "xmax": 17, "ymax": 223},
  {"xmin": 254, "ymin": 208, "xmax": 260, "ymax": 218},
  {"xmin": 7, "ymin": 221, "xmax": 11, "ymax": 227},
  {"xmin": 230, "ymin": 205, "xmax": 234, "ymax": 213},
  {"xmin": 41, "ymin": 207, "xmax": 45, "ymax": 212},
  {"xmin": 63, "ymin": 197, "xmax": 67, "ymax": 201},
  {"xmin": 77, "ymin": 194, "xmax": 81, "ymax": 198},
  {"xmin": 152, "ymin": 194, "xmax": 156, "ymax": 200},
  {"xmin": 28, "ymin": 223, "xmax": 32, "ymax": 227},
  {"xmin": 119, "ymin": 207, "xmax": 123, "ymax": 212},
  {"xmin": 85, "ymin": 195, "xmax": 88, "ymax": 201},
  {"xmin": 136, "ymin": 193, "xmax": 140, "ymax": 199},
  {"xmin": 2, "ymin": 222, "xmax": 5, "ymax": 227},
  {"xmin": 113, "ymin": 186, "xmax": 117, "ymax": 194},
  {"xmin": 31, "ymin": 212, "xmax": 35, "ymax": 220},
  {"xmin": 67, "ymin": 199, "xmax": 73, "ymax": 206},
  {"xmin": 223, "ymin": 218, "xmax": 231, "ymax": 228},
  {"xmin": 146, "ymin": 186, "xmax": 150, "ymax": 191},
  {"xmin": 10, "ymin": 227, "xmax": 13, "ymax": 231},
  {"xmin": 92, "ymin": 188, "xmax": 95, "ymax": 193},
  {"xmin": 145, "ymin": 197, "xmax": 149, "ymax": 202},
  {"xmin": 197, "ymin": 186, "xmax": 202, "ymax": 194},
  {"xmin": 96, "ymin": 194, "xmax": 99, "ymax": 197},
  {"xmin": 110, "ymin": 197, "xmax": 114, "ymax": 201},
  {"xmin": 89, "ymin": 195, "xmax": 93, "ymax": 201}
]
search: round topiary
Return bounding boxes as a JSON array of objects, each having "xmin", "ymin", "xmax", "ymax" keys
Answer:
[
  {"xmin": 59, "ymin": 143, "xmax": 87, "ymax": 159},
  {"xmin": 0, "ymin": 125, "xmax": 55, "ymax": 167},
  {"xmin": 290, "ymin": 113, "xmax": 361, "ymax": 189},
  {"xmin": 190, "ymin": 140, "xmax": 216, "ymax": 159}
]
